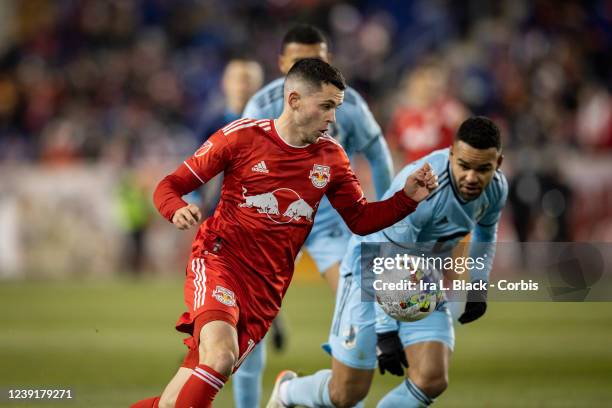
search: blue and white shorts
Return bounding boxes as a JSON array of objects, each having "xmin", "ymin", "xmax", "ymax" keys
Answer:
[
  {"xmin": 327, "ymin": 273, "xmax": 455, "ymax": 370},
  {"xmin": 304, "ymin": 222, "xmax": 351, "ymax": 274}
]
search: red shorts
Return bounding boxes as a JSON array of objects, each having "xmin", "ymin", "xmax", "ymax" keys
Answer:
[{"xmin": 176, "ymin": 251, "xmax": 271, "ymax": 372}]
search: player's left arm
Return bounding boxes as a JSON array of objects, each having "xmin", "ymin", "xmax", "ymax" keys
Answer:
[
  {"xmin": 361, "ymin": 137, "xmax": 394, "ymax": 199},
  {"xmin": 350, "ymin": 95, "xmax": 394, "ymax": 199},
  {"xmin": 242, "ymin": 96, "xmax": 271, "ymax": 120},
  {"xmin": 459, "ymin": 174, "xmax": 509, "ymax": 324}
]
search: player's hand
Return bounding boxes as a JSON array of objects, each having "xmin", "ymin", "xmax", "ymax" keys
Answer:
[
  {"xmin": 376, "ymin": 331, "xmax": 408, "ymax": 376},
  {"xmin": 458, "ymin": 279, "xmax": 488, "ymax": 324},
  {"xmin": 403, "ymin": 163, "xmax": 438, "ymax": 202},
  {"xmin": 270, "ymin": 313, "xmax": 287, "ymax": 352},
  {"xmin": 172, "ymin": 204, "xmax": 202, "ymax": 230}
]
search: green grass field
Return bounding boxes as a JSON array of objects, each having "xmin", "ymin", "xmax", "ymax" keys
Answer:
[{"xmin": 1, "ymin": 278, "xmax": 611, "ymax": 407}]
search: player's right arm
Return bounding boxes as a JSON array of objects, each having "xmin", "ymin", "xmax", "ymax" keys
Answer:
[
  {"xmin": 459, "ymin": 172, "xmax": 508, "ymax": 324},
  {"xmin": 153, "ymin": 130, "xmax": 232, "ymax": 230},
  {"xmin": 242, "ymin": 82, "xmax": 282, "ymax": 119},
  {"xmin": 326, "ymin": 147, "xmax": 437, "ymax": 236}
]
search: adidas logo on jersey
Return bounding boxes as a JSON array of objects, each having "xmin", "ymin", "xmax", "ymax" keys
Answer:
[
  {"xmin": 252, "ymin": 161, "xmax": 269, "ymax": 173},
  {"xmin": 435, "ymin": 216, "xmax": 449, "ymax": 225}
]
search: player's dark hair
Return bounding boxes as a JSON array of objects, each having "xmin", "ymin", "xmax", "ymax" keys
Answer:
[
  {"xmin": 286, "ymin": 58, "xmax": 346, "ymax": 92},
  {"xmin": 281, "ymin": 24, "xmax": 328, "ymax": 53},
  {"xmin": 456, "ymin": 116, "xmax": 501, "ymax": 150}
]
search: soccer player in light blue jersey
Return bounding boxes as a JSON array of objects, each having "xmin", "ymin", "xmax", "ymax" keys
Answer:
[
  {"xmin": 268, "ymin": 117, "xmax": 508, "ymax": 408},
  {"xmin": 232, "ymin": 25, "xmax": 394, "ymax": 408}
]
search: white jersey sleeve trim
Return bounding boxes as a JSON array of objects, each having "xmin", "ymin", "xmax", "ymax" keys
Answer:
[
  {"xmin": 225, "ymin": 122, "xmax": 258, "ymax": 135},
  {"xmin": 222, "ymin": 118, "xmax": 253, "ymax": 133},
  {"xmin": 355, "ymin": 191, "xmax": 365, "ymax": 203},
  {"xmin": 320, "ymin": 134, "xmax": 342, "ymax": 147},
  {"xmin": 256, "ymin": 119, "xmax": 272, "ymax": 132},
  {"xmin": 183, "ymin": 161, "xmax": 205, "ymax": 184}
]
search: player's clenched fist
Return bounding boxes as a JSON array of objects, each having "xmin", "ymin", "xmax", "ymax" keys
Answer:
[
  {"xmin": 403, "ymin": 162, "xmax": 438, "ymax": 202},
  {"xmin": 172, "ymin": 203, "xmax": 202, "ymax": 230}
]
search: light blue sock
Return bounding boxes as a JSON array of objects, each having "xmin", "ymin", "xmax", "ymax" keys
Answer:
[
  {"xmin": 284, "ymin": 369, "xmax": 333, "ymax": 407},
  {"xmin": 377, "ymin": 379, "xmax": 433, "ymax": 408},
  {"xmin": 232, "ymin": 340, "xmax": 266, "ymax": 408}
]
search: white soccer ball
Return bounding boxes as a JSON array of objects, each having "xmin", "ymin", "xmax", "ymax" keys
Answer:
[{"xmin": 375, "ymin": 257, "xmax": 444, "ymax": 322}]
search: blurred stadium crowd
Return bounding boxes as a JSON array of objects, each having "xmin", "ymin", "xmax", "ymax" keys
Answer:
[{"xmin": 0, "ymin": 0, "xmax": 611, "ymax": 276}]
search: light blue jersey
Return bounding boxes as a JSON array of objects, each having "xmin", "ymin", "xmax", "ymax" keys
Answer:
[
  {"xmin": 243, "ymin": 78, "xmax": 393, "ymax": 273},
  {"xmin": 341, "ymin": 147, "xmax": 507, "ymax": 282},
  {"xmin": 328, "ymin": 148, "xmax": 508, "ymax": 369}
]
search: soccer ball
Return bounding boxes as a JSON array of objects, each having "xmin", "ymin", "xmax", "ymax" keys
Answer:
[{"xmin": 375, "ymin": 256, "xmax": 444, "ymax": 322}]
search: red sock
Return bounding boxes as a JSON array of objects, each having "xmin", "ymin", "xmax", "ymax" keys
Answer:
[
  {"xmin": 130, "ymin": 396, "xmax": 160, "ymax": 408},
  {"xmin": 175, "ymin": 364, "xmax": 228, "ymax": 408}
]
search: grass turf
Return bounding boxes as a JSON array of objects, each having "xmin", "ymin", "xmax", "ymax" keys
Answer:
[{"xmin": 0, "ymin": 278, "xmax": 611, "ymax": 407}]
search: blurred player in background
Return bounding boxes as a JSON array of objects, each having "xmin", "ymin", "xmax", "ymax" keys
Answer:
[
  {"xmin": 237, "ymin": 23, "xmax": 394, "ymax": 408},
  {"xmin": 268, "ymin": 116, "xmax": 507, "ymax": 408},
  {"xmin": 131, "ymin": 58, "xmax": 437, "ymax": 408},
  {"xmin": 114, "ymin": 170, "xmax": 155, "ymax": 276},
  {"xmin": 200, "ymin": 58, "xmax": 264, "ymax": 143},
  {"xmin": 387, "ymin": 58, "xmax": 468, "ymax": 167},
  {"xmin": 197, "ymin": 58, "xmax": 264, "ymax": 217}
]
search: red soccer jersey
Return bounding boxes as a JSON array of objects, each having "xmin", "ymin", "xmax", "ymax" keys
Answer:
[{"xmin": 154, "ymin": 118, "xmax": 417, "ymax": 320}]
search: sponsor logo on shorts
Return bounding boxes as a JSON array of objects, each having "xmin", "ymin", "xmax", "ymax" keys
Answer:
[
  {"xmin": 212, "ymin": 286, "xmax": 236, "ymax": 307},
  {"xmin": 341, "ymin": 325, "xmax": 358, "ymax": 350},
  {"xmin": 310, "ymin": 164, "xmax": 330, "ymax": 188}
]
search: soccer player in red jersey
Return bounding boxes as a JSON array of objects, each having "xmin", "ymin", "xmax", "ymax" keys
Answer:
[
  {"xmin": 387, "ymin": 60, "xmax": 468, "ymax": 166},
  {"xmin": 131, "ymin": 58, "xmax": 438, "ymax": 408}
]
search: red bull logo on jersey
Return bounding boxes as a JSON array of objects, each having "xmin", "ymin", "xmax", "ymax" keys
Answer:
[
  {"xmin": 239, "ymin": 187, "xmax": 280, "ymax": 215},
  {"xmin": 240, "ymin": 186, "xmax": 315, "ymax": 224},
  {"xmin": 310, "ymin": 164, "xmax": 330, "ymax": 188},
  {"xmin": 213, "ymin": 285, "xmax": 236, "ymax": 307},
  {"xmin": 283, "ymin": 198, "xmax": 314, "ymax": 222}
]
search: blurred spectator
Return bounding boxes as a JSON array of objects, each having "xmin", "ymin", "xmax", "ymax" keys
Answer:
[
  {"xmin": 576, "ymin": 83, "xmax": 612, "ymax": 150},
  {"xmin": 198, "ymin": 58, "xmax": 264, "ymax": 142},
  {"xmin": 508, "ymin": 148, "xmax": 573, "ymax": 242},
  {"xmin": 0, "ymin": 0, "xmax": 609, "ymax": 165},
  {"xmin": 0, "ymin": 0, "xmax": 610, "ymax": 259}
]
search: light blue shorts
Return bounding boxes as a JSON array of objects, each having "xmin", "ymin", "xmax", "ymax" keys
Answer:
[
  {"xmin": 327, "ymin": 274, "xmax": 455, "ymax": 370},
  {"xmin": 304, "ymin": 222, "xmax": 351, "ymax": 274}
]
